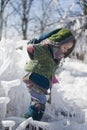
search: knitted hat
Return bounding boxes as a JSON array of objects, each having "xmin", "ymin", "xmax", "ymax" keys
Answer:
[{"xmin": 49, "ymin": 28, "xmax": 75, "ymax": 46}]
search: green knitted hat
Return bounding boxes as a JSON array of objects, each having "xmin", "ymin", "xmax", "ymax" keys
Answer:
[{"xmin": 49, "ymin": 28, "xmax": 75, "ymax": 45}]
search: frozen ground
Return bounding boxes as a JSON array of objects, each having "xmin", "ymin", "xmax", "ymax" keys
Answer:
[{"xmin": 0, "ymin": 39, "xmax": 87, "ymax": 129}]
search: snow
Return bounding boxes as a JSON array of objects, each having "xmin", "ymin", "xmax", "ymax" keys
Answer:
[
  {"xmin": 2, "ymin": 120, "xmax": 15, "ymax": 127},
  {"xmin": 0, "ymin": 39, "xmax": 87, "ymax": 129},
  {"xmin": 0, "ymin": 40, "xmax": 31, "ymax": 118},
  {"xmin": 50, "ymin": 59, "xmax": 87, "ymax": 124},
  {"xmin": 0, "ymin": 97, "xmax": 9, "ymax": 121}
]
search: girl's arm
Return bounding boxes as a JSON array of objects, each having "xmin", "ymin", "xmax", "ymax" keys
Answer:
[{"xmin": 27, "ymin": 45, "xmax": 34, "ymax": 59}]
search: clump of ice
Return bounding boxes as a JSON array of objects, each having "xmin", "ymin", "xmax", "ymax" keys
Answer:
[
  {"xmin": 0, "ymin": 39, "xmax": 87, "ymax": 129},
  {"xmin": 0, "ymin": 97, "xmax": 10, "ymax": 120},
  {"xmin": 0, "ymin": 40, "xmax": 31, "ymax": 117}
]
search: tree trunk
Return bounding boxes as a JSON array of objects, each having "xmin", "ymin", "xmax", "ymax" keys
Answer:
[
  {"xmin": 0, "ymin": 12, "xmax": 3, "ymax": 41},
  {"xmin": 22, "ymin": 17, "xmax": 28, "ymax": 40},
  {"xmin": 82, "ymin": 0, "xmax": 87, "ymax": 15}
]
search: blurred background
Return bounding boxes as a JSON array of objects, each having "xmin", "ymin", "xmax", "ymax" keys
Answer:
[
  {"xmin": 0, "ymin": 1, "xmax": 87, "ymax": 128},
  {"xmin": 0, "ymin": 0, "xmax": 87, "ymax": 62}
]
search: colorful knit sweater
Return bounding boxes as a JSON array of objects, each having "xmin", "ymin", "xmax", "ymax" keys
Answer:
[{"xmin": 25, "ymin": 43, "xmax": 58, "ymax": 81}]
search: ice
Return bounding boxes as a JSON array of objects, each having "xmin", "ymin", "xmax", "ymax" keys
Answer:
[
  {"xmin": 0, "ymin": 80, "xmax": 31, "ymax": 117},
  {"xmin": 0, "ymin": 24, "xmax": 87, "ymax": 129},
  {"xmin": 0, "ymin": 41, "xmax": 31, "ymax": 118},
  {"xmin": 2, "ymin": 120, "xmax": 15, "ymax": 128},
  {"xmin": 0, "ymin": 97, "xmax": 10, "ymax": 120},
  {"xmin": 1, "ymin": 80, "xmax": 21, "ymax": 96}
]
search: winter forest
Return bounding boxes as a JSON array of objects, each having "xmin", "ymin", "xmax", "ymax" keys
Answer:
[
  {"xmin": 0, "ymin": 0, "xmax": 87, "ymax": 61},
  {"xmin": 0, "ymin": 0, "xmax": 87, "ymax": 130}
]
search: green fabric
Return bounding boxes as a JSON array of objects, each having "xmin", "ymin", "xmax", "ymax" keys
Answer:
[
  {"xmin": 49, "ymin": 28, "xmax": 73, "ymax": 42},
  {"xmin": 25, "ymin": 43, "xmax": 57, "ymax": 80}
]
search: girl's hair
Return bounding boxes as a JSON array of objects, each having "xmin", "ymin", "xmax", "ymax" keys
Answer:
[
  {"xmin": 48, "ymin": 39, "xmax": 76, "ymax": 64},
  {"xmin": 48, "ymin": 45, "xmax": 61, "ymax": 64},
  {"xmin": 63, "ymin": 39, "xmax": 76, "ymax": 58}
]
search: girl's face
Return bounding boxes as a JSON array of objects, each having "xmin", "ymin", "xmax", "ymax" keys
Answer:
[
  {"xmin": 60, "ymin": 42, "xmax": 74, "ymax": 53},
  {"xmin": 53, "ymin": 41, "xmax": 74, "ymax": 59}
]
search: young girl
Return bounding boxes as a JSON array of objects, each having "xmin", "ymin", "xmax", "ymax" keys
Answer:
[{"xmin": 23, "ymin": 28, "xmax": 76, "ymax": 121}]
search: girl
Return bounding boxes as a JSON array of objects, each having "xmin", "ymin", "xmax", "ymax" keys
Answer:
[{"xmin": 23, "ymin": 28, "xmax": 76, "ymax": 121}]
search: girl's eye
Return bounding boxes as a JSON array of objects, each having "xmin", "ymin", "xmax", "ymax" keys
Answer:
[{"xmin": 64, "ymin": 47, "xmax": 66, "ymax": 49}]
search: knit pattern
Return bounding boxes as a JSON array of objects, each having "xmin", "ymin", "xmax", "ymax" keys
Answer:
[
  {"xmin": 49, "ymin": 28, "xmax": 73, "ymax": 42},
  {"xmin": 25, "ymin": 43, "xmax": 57, "ymax": 80}
]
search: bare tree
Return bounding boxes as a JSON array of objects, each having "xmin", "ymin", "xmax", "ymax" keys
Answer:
[
  {"xmin": 31, "ymin": 0, "xmax": 59, "ymax": 35},
  {"xmin": 31, "ymin": 0, "xmax": 79, "ymax": 36},
  {"xmin": 10, "ymin": 0, "xmax": 34, "ymax": 40},
  {"xmin": 0, "ymin": 0, "xmax": 10, "ymax": 40},
  {"xmin": 77, "ymin": 0, "xmax": 87, "ymax": 15}
]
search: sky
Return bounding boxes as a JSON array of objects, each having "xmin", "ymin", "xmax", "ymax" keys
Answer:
[
  {"xmin": 3, "ymin": 0, "xmax": 83, "ymax": 40},
  {"xmin": 60, "ymin": 0, "xmax": 80, "ymax": 10}
]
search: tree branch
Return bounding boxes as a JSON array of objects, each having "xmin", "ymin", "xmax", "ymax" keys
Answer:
[{"xmin": 10, "ymin": 1, "xmax": 22, "ymax": 18}]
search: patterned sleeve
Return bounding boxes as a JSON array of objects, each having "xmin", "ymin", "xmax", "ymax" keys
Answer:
[
  {"xmin": 33, "ymin": 44, "xmax": 49, "ymax": 61},
  {"xmin": 27, "ymin": 45, "xmax": 34, "ymax": 59}
]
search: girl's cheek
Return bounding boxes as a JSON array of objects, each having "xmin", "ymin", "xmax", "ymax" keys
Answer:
[{"xmin": 60, "ymin": 46, "xmax": 64, "ymax": 52}]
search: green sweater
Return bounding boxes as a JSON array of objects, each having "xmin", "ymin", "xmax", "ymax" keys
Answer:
[{"xmin": 25, "ymin": 43, "xmax": 58, "ymax": 81}]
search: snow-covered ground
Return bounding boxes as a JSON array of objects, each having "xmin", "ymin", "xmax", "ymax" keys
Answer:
[{"xmin": 0, "ymin": 39, "xmax": 87, "ymax": 130}]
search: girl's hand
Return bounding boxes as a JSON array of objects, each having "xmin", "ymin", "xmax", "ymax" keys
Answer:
[
  {"xmin": 52, "ymin": 76, "xmax": 59, "ymax": 84},
  {"xmin": 27, "ymin": 45, "xmax": 34, "ymax": 54}
]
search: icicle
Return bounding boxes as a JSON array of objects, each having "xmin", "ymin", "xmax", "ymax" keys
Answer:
[
  {"xmin": 16, "ymin": 117, "xmax": 33, "ymax": 130},
  {"xmin": 2, "ymin": 120, "xmax": 15, "ymax": 130}
]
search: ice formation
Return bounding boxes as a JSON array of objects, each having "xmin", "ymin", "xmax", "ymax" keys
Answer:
[
  {"xmin": 0, "ymin": 23, "xmax": 87, "ymax": 129},
  {"xmin": 0, "ymin": 40, "xmax": 31, "ymax": 120}
]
